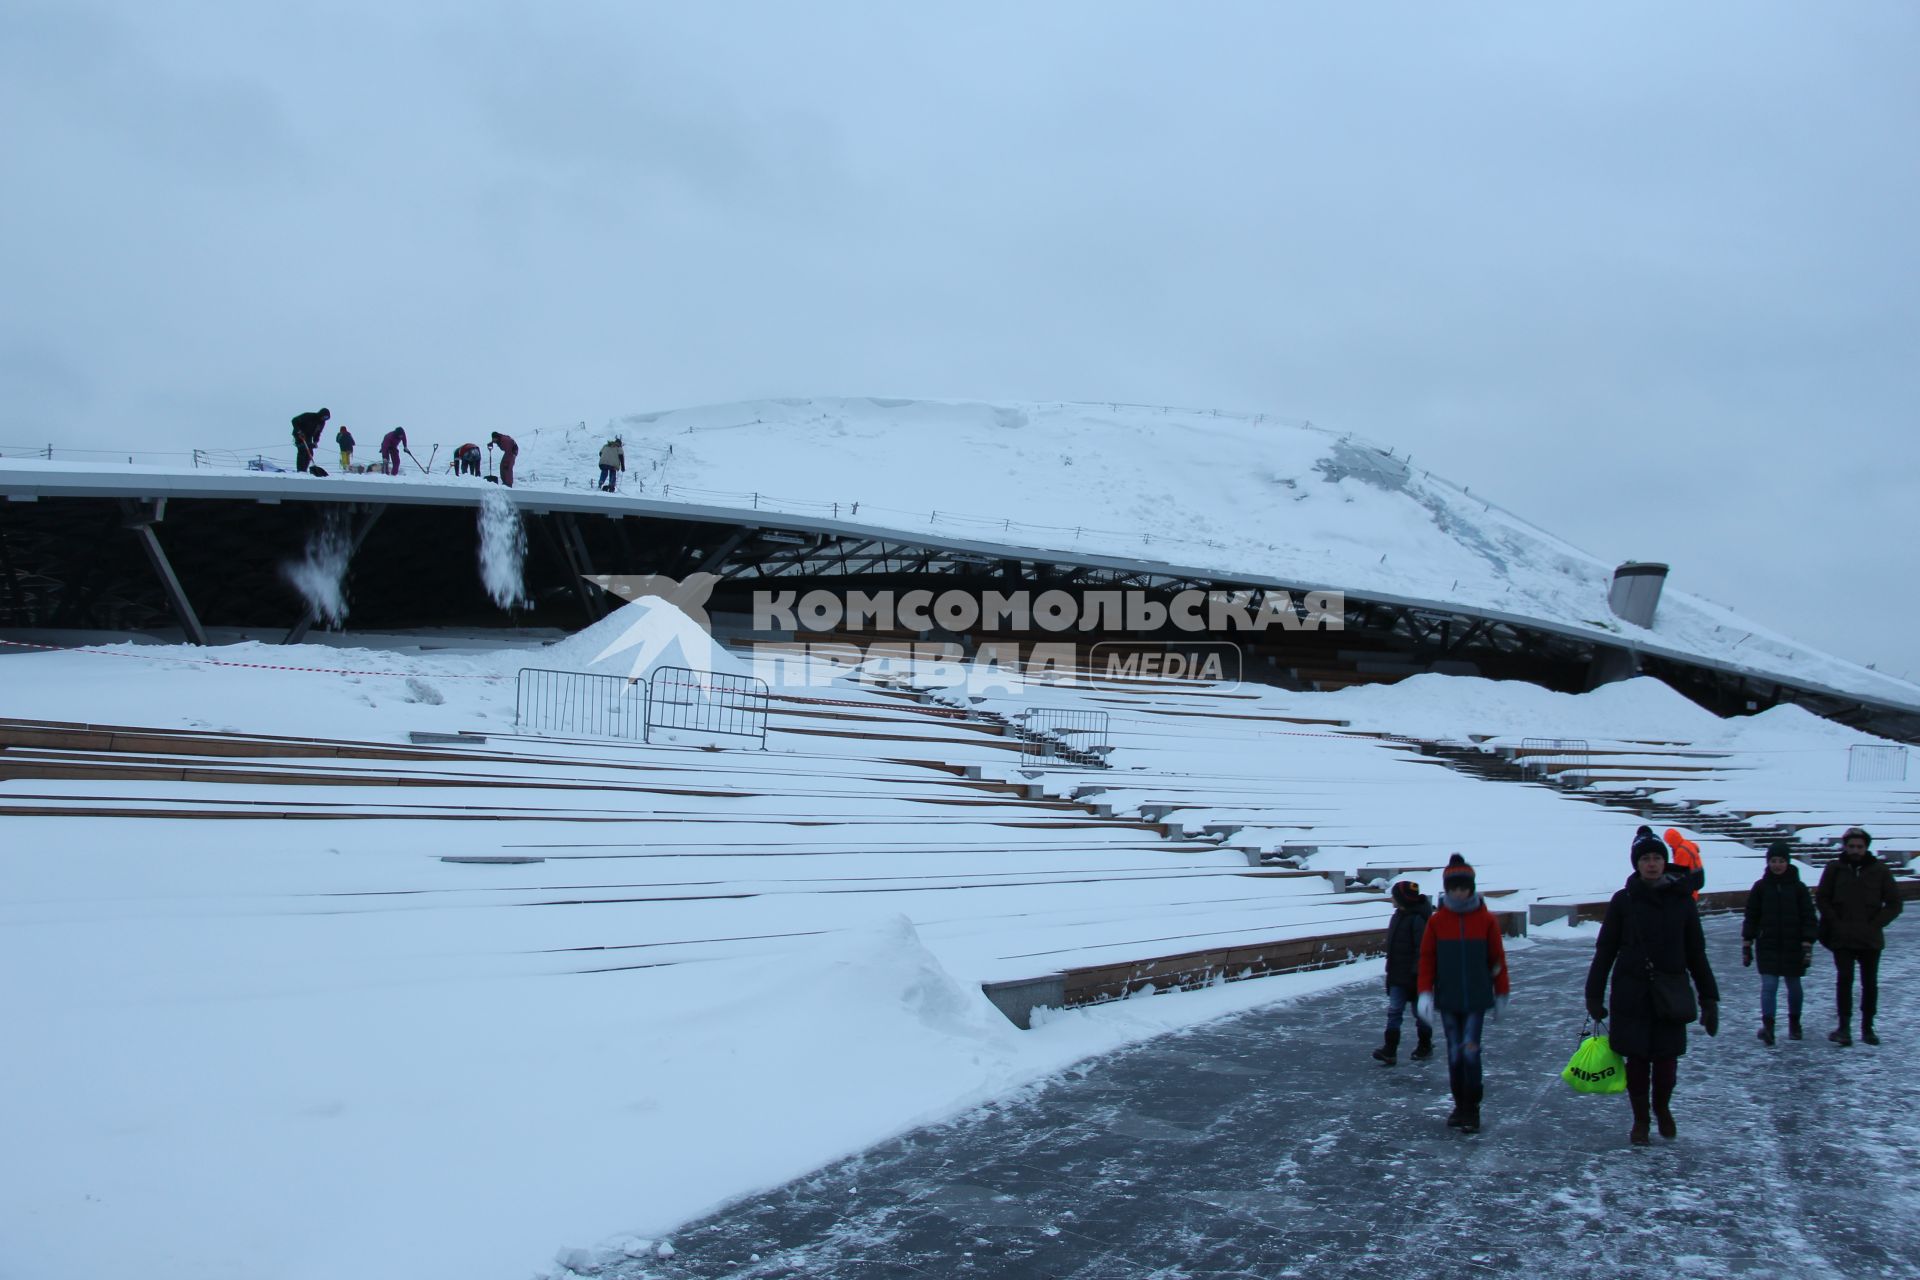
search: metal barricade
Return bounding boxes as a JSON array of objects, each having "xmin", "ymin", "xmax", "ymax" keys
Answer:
[
  {"xmin": 514, "ymin": 668, "xmax": 648, "ymax": 740},
  {"xmin": 1518, "ymin": 737, "xmax": 1591, "ymax": 788},
  {"xmin": 1848, "ymin": 744, "xmax": 1909, "ymax": 783},
  {"xmin": 646, "ymin": 666, "xmax": 770, "ymax": 748},
  {"xmin": 1021, "ymin": 708, "xmax": 1111, "ymax": 762}
]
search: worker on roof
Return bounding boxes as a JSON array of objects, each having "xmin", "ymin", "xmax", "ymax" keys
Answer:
[
  {"xmin": 598, "ymin": 436, "xmax": 625, "ymax": 492},
  {"xmin": 452, "ymin": 442, "xmax": 483, "ymax": 477},
  {"xmin": 291, "ymin": 408, "xmax": 328, "ymax": 474},
  {"xmin": 490, "ymin": 431, "xmax": 518, "ymax": 487}
]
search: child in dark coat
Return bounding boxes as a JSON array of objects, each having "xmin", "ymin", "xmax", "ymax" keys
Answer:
[
  {"xmin": 1742, "ymin": 840, "xmax": 1818, "ymax": 1044},
  {"xmin": 1373, "ymin": 880, "xmax": 1434, "ymax": 1065}
]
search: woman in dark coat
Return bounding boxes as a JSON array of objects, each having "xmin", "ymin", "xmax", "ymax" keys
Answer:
[
  {"xmin": 1585, "ymin": 828, "xmax": 1720, "ymax": 1145},
  {"xmin": 1742, "ymin": 841, "xmax": 1818, "ymax": 1044}
]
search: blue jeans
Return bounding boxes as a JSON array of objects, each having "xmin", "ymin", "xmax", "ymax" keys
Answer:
[
  {"xmin": 1385, "ymin": 985, "xmax": 1431, "ymax": 1038},
  {"xmin": 1440, "ymin": 1009, "xmax": 1485, "ymax": 1103},
  {"xmin": 1760, "ymin": 973, "xmax": 1803, "ymax": 1022}
]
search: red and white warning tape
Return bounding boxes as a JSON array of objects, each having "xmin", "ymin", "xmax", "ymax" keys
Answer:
[{"xmin": 0, "ymin": 637, "xmax": 508, "ymax": 680}]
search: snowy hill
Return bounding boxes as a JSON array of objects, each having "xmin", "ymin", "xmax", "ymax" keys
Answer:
[{"xmin": 507, "ymin": 398, "xmax": 1918, "ymax": 711}]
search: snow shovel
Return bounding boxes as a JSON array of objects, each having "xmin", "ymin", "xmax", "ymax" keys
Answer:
[{"xmin": 404, "ymin": 446, "xmax": 430, "ymax": 474}]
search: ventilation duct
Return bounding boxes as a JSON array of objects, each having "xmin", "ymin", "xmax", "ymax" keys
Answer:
[{"xmin": 1609, "ymin": 562, "xmax": 1669, "ymax": 628}]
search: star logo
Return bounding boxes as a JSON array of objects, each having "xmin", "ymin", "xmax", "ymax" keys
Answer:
[{"xmin": 583, "ymin": 572, "xmax": 721, "ymax": 681}]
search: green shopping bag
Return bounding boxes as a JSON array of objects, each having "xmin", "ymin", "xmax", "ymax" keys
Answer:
[{"xmin": 1562, "ymin": 1020, "xmax": 1626, "ymax": 1095}]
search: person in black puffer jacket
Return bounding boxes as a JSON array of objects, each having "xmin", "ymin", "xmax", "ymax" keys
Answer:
[
  {"xmin": 1742, "ymin": 840, "xmax": 1818, "ymax": 1045},
  {"xmin": 1586, "ymin": 827, "xmax": 1720, "ymax": 1146},
  {"xmin": 1373, "ymin": 880, "xmax": 1433, "ymax": 1065}
]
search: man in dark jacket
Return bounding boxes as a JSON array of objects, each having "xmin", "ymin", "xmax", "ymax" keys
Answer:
[
  {"xmin": 1586, "ymin": 828, "xmax": 1719, "ymax": 1145},
  {"xmin": 1816, "ymin": 826, "xmax": 1904, "ymax": 1046},
  {"xmin": 1373, "ymin": 880, "xmax": 1434, "ymax": 1065},
  {"xmin": 291, "ymin": 408, "xmax": 328, "ymax": 473},
  {"xmin": 1742, "ymin": 841, "xmax": 1818, "ymax": 1044}
]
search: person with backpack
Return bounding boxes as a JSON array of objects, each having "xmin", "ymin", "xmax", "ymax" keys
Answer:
[
  {"xmin": 598, "ymin": 437, "xmax": 625, "ymax": 492},
  {"xmin": 291, "ymin": 408, "xmax": 328, "ymax": 473},
  {"xmin": 1373, "ymin": 880, "xmax": 1434, "ymax": 1065},
  {"xmin": 379, "ymin": 427, "xmax": 407, "ymax": 476},
  {"xmin": 336, "ymin": 424, "xmax": 355, "ymax": 472},
  {"xmin": 1816, "ymin": 826, "xmax": 1903, "ymax": 1046},
  {"xmin": 1416, "ymin": 855, "xmax": 1509, "ymax": 1133},
  {"xmin": 1585, "ymin": 827, "xmax": 1720, "ymax": 1145},
  {"xmin": 1743, "ymin": 840, "xmax": 1818, "ymax": 1045},
  {"xmin": 490, "ymin": 431, "xmax": 518, "ymax": 487},
  {"xmin": 452, "ymin": 443, "xmax": 483, "ymax": 477}
]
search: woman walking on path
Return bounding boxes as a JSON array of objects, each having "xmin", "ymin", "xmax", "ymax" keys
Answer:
[
  {"xmin": 1742, "ymin": 841, "xmax": 1818, "ymax": 1044},
  {"xmin": 1416, "ymin": 855, "xmax": 1508, "ymax": 1134},
  {"xmin": 1586, "ymin": 829, "xmax": 1720, "ymax": 1145}
]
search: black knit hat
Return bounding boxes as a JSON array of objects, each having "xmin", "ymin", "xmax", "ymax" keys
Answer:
[
  {"xmin": 1631, "ymin": 825, "xmax": 1668, "ymax": 867},
  {"xmin": 1391, "ymin": 879, "xmax": 1423, "ymax": 908},
  {"xmin": 1441, "ymin": 853, "xmax": 1475, "ymax": 892},
  {"xmin": 1766, "ymin": 840, "xmax": 1793, "ymax": 861}
]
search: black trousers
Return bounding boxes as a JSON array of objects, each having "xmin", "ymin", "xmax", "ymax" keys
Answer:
[{"xmin": 1833, "ymin": 948, "xmax": 1881, "ymax": 1022}]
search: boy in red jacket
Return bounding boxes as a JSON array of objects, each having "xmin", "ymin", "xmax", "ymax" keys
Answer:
[{"xmin": 1417, "ymin": 854, "xmax": 1510, "ymax": 1134}]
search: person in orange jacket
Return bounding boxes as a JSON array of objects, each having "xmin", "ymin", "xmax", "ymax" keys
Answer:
[
  {"xmin": 1660, "ymin": 827, "xmax": 1705, "ymax": 899},
  {"xmin": 1417, "ymin": 854, "xmax": 1510, "ymax": 1134}
]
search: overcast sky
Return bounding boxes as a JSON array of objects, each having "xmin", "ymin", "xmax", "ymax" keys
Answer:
[{"xmin": 4, "ymin": 1, "xmax": 1916, "ymax": 679}]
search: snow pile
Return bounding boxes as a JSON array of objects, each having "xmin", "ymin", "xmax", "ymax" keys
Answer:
[
  {"xmin": 1314, "ymin": 674, "xmax": 1725, "ymax": 744},
  {"xmin": 540, "ymin": 594, "xmax": 748, "ymax": 682}
]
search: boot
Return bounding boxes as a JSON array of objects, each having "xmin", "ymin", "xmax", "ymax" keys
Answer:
[
  {"xmin": 1758, "ymin": 1017, "xmax": 1775, "ymax": 1046},
  {"xmin": 1788, "ymin": 1016, "xmax": 1803, "ymax": 1041},
  {"xmin": 1862, "ymin": 1020, "xmax": 1878, "ymax": 1046},
  {"xmin": 1410, "ymin": 1027, "xmax": 1434, "ymax": 1060},
  {"xmin": 1652, "ymin": 1061, "xmax": 1678, "ymax": 1139},
  {"xmin": 1458, "ymin": 1086, "xmax": 1482, "ymax": 1134},
  {"xmin": 1372, "ymin": 1029, "xmax": 1400, "ymax": 1065},
  {"xmin": 1627, "ymin": 1064, "xmax": 1651, "ymax": 1146},
  {"xmin": 1830, "ymin": 1024, "xmax": 1853, "ymax": 1047}
]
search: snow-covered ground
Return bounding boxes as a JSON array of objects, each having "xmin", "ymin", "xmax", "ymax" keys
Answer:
[{"xmin": 1, "ymin": 606, "xmax": 1913, "ymax": 1279}]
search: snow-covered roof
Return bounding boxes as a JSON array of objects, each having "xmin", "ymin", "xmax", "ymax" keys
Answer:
[
  {"xmin": 7, "ymin": 396, "xmax": 1916, "ymax": 714},
  {"xmin": 577, "ymin": 397, "xmax": 1918, "ymax": 711}
]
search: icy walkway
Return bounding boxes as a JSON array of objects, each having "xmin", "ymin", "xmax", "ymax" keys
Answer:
[{"xmin": 605, "ymin": 917, "xmax": 1917, "ymax": 1280}]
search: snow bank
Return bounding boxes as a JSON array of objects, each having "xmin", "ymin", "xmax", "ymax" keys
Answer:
[
  {"xmin": 538, "ymin": 596, "xmax": 748, "ymax": 682},
  {"xmin": 1316, "ymin": 674, "xmax": 1724, "ymax": 744}
]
